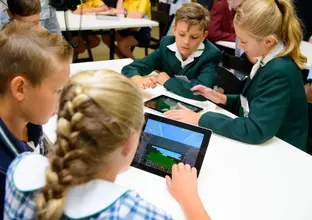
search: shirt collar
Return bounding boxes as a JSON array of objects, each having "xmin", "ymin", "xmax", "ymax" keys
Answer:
[
  {"xmin": 259, "ymin": 43, "xmax": 285, "ymax": 67},
  {"xmin": 167, "ymin": 42, "xmax": 205, "ymax": 68},
  {"xmin": 0, "ymin": 117, "xmax": 43, "ymax": 155},
  {"xmin": 250, "ymin": 43, "xmax": 285, "ymax": 79},
  {"xmin": 13, "ymin": 154, "xmax": 130, "ymax": 219}
]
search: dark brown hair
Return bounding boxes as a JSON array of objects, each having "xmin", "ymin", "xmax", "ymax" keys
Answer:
[{"xmin": 7, "ymin": 0, "xmax": 41, "ymax": 16}]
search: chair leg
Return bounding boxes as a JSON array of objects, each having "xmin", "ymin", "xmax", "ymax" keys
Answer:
[{"xmin": 145, "ymin": 47, "xmax": 148, "ymax": 56}]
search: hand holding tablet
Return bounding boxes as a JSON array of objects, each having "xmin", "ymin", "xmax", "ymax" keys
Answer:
[{"xmin": 131, "ymin": 113, "xmax": 211, "ymax": 178}]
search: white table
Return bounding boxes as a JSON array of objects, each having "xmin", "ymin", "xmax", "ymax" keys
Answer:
[
  {"xmin": 56, "ymin": 11, "xmax": 159, "ymax": 59},
  {"xmin": 215, "ymin": 40, "xmax": 312, "ymax": 70},
  {"xmin": 43, "ymin": 59, "xmax": 312, "ymax": 220}
]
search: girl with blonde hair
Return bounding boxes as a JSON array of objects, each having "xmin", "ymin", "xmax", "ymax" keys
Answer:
[
  {"xmin": 4, "ymin": 70, "xmax": 210, "ymax": 220},
  {"xmin": 165, "ymin": 0, "xmax": 309, "ymax": 152}
]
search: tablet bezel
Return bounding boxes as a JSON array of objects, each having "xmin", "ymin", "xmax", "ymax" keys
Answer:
[
  {"xmin": 144, "ymin": 95, "xmax": 204, "ymax": 113},
  {"xmin": 131, "ymin": 113, "xmax": 212, "ymax": 178}
]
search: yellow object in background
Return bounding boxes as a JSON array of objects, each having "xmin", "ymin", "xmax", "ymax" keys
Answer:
[
  {"xmin": 78, "ymin": 0, "xmax": 104, "ymax": 8},
  {"xmin": 123, "ymin": 0, "xmax": 151, "ymax": 19}
]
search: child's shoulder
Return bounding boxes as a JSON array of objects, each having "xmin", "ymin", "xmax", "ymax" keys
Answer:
[
  {"xmin": 202, "ymin": 39, "xmax": 221, "ymax": 55},
  {"xmin": 266, "ymin": 56, "xmax": 301, "ymax": 78},
  {"xmin": 95, "ymin": 190, "xmax": 173, "ymax": 219},
  {"xmin": 159, "ymin": 36, "xmax": 176, "ymax": 47}
]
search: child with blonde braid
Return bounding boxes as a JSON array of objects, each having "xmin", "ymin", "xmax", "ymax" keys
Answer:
[{"xmin": 4, "ymin": 70, "xmax": 210, "ymax": 220}]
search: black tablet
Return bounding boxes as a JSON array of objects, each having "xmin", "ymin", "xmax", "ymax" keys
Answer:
[
  {"xmin": 131, "ymin": 113, "xmax": 212, "ymax": 178},
  {"xmin": 144, "ymin": 95, "xmax": 203, "ymax": 113}
]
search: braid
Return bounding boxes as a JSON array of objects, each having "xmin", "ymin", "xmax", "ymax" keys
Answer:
[
  {"xmin": 37, "ymin": 85, "xmax": 101, "ymax": 220},
  {"xmin": 36, "ymin": 70, "xmax": 144, "ymax": 220}
]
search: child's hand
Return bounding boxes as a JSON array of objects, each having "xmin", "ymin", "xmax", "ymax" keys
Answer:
[
  {"xmin": 164, "ymin": 104, "xmax": 200, "ymax": 125},
  {"xmin": 107, "ymin": 8, "xmax": 124, "ymax": 15},
  {"xmin": 166, "ymin": 163, "xmax": 211, "ymax": 220},
  {"xmin": 130, "ymin": 75, "xmax": 157, "ymax": 89},
  {"xmin": 166, "ymin": 163, "xmax": 199, "ymax": 204},
  {"xmin": 156, "ymin": 72, "xmax": 170, "ymax": 85},
  {"xmin": 191, "ymin": 85, "xmax": 227, "ymax": 105}
]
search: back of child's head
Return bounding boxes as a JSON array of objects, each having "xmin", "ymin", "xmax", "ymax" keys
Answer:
[
  {"xmin": 36, "ymin": 70, "xmax": 144, "ymax": 220},
  {"xmin": 234, "ymin": 0, "xmax": 307, "ymax": 68},
  {"xmin": 7, "ymin": 0, "xmax": 40, "ymax": 16},
  {"xmin": 175, "ymin": 2, "xmax": 210, "ymax": 32},
  {"xmin": 0, "ymin": 21, "xmax": 73, "ymax": 96}
]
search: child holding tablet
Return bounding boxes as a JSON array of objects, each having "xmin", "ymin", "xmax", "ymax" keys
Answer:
[
  {"xmin": 165, "ymin": 0, "xmax": 309, "ymax": 152},
  {"xmin": 122, "ymin": 3, "xmax": 221, "ymax": 101},
  {"xmin": 4, "ymin": 70, "xmax": 210, "ymax": 220}
]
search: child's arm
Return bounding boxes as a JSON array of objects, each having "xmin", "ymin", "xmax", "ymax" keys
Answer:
[
  {"xmin": 122, "ymin": 48, "xmax": 161, "ymax": 78},
  {"xmin": 161, "ymin": 53, "xmax": 221, "ymax": 101},
  {"xmin": 166, "ymin": 163, "xmax": 211, "ymax": 220}
]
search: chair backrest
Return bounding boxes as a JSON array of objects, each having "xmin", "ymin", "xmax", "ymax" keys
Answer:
[
  {"xmin": 221, "ymin": 51, "xmax": 254, "ymax": 75},
  {"xmin": 197, "ymin": 0, "xmax": 214, "ymax": 10},
  {"xmin": 215, "ymin": 66, "xmax": 245, "ymax": 94}
]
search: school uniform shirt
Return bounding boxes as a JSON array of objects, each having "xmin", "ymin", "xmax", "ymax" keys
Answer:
[
  {"xmin": 199, "ymin": 44, "xmax": 309, "ymax": 151},
  {"xmin": 0, "ymin": 118, "xmax": 46, "ymax": 220},
  {"xmin": 123, "ymin": 0, "xmax": 151, "ymax": 19},
  {"xmin": 4, "ymin": 152, "xmax": 173, "ymax": 220},
  {"xmin": 78, "ymin": 0, "xmax": 105, "ymax": 8},
  {"xmin": 207, "ymin": 0, "xmax": 236, "ymax": 42},
  {"xmin": 122, "ymin": 36, "xmax": 221, "ymax": 101},
  {"xmin": 40, "ymin": 0, "xmax": 61, "ymax": 35}
]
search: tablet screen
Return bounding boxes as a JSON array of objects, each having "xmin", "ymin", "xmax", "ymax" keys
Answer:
[
  {"xmin": 131, "ymin": 113, "xmax": 211, "ymax": 177},
  {"xmin": 144, "ymin": 95, "xmax": 203, "ymax": 113}
]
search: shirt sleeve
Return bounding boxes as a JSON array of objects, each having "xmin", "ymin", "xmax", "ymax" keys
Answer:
[
  {"xmin": 199, "ymin": 70, "xmax": 292, "ymax": 144},
  {"xmin": 137, "ymin": 0, "xmax": 150, "ymax": 15}
]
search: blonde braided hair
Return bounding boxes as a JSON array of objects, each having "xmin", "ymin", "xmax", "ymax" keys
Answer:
[{"xmin": 36, "ymin": 70, "xmax": 144, "ymax": 220}]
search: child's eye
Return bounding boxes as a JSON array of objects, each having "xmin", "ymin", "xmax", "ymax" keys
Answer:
[
  {"xmin": 191, "ymin": 36, "xmax": 199, "ymax": 39},
  {"xmin": 179, "ymin": 33, "xmax": 185, "ymax": 37}
]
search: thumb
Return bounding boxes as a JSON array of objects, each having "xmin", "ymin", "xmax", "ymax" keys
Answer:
[
  {"xmin": 178, "ymin": 103, "xmax": 189, "ymax": 110},
  {"xmin": 166, "ymin": 175, "xmax": 172, "ymax": 189}
]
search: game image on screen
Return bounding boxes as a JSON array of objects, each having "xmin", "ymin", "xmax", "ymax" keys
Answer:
[
  {"xmin": 133, "ymin": 118, "xmax": 205, "ymax": 174},
  {"xmin": 144, "ymin": 95, "xmax": 203, "ymax": 113}
]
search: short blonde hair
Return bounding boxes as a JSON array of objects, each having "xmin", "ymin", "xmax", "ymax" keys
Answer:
[
  {"xmin": 0, "ymin": 21, "xmax": 73, "ymax": 95},
  {"xmin": 175, "ymin": 2, "xmax": 210, "ymax": 32},
  {"xmin": 234, "ymin": 0, "xmax": 307, "ymax": 68},
  {"xmin": 36, "ymin": 70, "xmax": 144, "ymax": 220}
]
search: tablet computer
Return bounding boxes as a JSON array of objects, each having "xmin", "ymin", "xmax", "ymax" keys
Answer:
[
  {"xmin": 144, "ymin": 95, "xmax": 203, "ymax": 113},
  {"xmin": 131, "ymin": 113, "xmax": 212, "ymax": 178}
]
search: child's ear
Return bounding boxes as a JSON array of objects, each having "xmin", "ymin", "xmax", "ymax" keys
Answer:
[
  {"xmin": 203, "ymin": 31, "xmax": 208, "ymax": 40},
  {"xmin": 263, "ymin": 35, "xmax": 276, "ymax": 49},
  {"xmin": 172, "ymin": 24, "xmax": 176, "ymax": 36},
  {"xmin": 121, "ymin": 132, "xmax": 139, "ymax": 157},
  {"xmin": 10, "ymin": 76, "xmax": 27, "ymax": 102}
]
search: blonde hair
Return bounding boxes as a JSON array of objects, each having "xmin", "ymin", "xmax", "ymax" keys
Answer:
[
  {"xmin": 36, "ymin": 70, "xmax": 144, "ymax": 220},
  {"xmin": 175, "ymin": 2, "xmax": 210, "ymax": 32},
  {"xmin": 234, "ymin": 0, "xmax": 307, "ymax": 68},
  {"xmin": 0, "ymin": 21, "xmax": 73, "ymax": 95}
]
